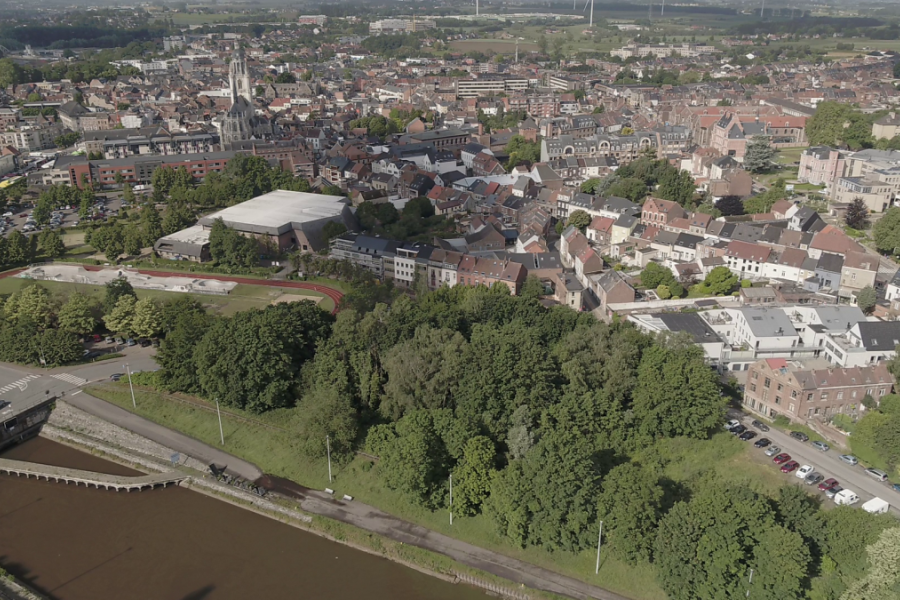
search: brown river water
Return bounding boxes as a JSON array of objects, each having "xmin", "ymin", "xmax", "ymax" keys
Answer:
[{"xmin": 0, "ymin": 437, "xmax": 488, "ymax": 600}]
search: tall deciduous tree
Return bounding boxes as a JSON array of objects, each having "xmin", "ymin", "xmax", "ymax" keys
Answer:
[
  {"xmin": 298, "ymin": 387, "xmax": 358, "ymax": 462},
  {"xmin": 194, "ymin": 302, "xmax": 333, "ymax": 412},
  {"xmin": 104, "ymin": 278, "xmax": 136, "ymax": 314},
  {"xmin": 596, "ymin": 463, "xmax": 665, "ymax": 563},
  {"xmin": 131, "ymin": 297, "xmax": 162, "ymax": 338},
  {"xmin": 104, "ymin": 294, "xmax": 137, "ymax": 336},
  {"xmin": 381, "ymin": 325, "xmax": 467, "ymax": 420},
  {"xmin": 566, "ymin": 209, "xmax": 592, "ymax": 232},
  {"xmin": 874, "ymin": 207, "xmax": 900, "ymax": 256},
  {"xmin": 857, "ymin": 285, "xmax": 877, "ymax": 315},
  {"xmin": 57, "ymin": 292, "xmax": 97, "ymax": 336},
  {"xmin": 452, "ymin": 436, "xmax": 496, "ymax": 516},
  {"xmin": 633, "ymin": 339, "xmax": 725, "ymax": 441}
]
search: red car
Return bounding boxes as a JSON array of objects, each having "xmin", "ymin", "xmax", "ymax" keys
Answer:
[
  {"xmin": 818, "ymin": 478, "xmax": 839, "ymax": 491},
  {"xmin": 781, "ymin": 460, "xmax": 800, "ymax": 473},
  {"xmin": 773, "ymin": 453, "xmax": 791, "ymax": 465}
]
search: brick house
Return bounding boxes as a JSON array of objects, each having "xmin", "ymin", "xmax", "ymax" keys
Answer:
[
  {"xmin": 641, "ymin": 197, "xmax": 687, "ymax": 226},
  {"xmin": 743, "ymin": 358, "xmax": 893, "ymax": 423}
]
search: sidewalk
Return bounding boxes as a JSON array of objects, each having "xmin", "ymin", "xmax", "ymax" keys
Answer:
[
  {"xmin": 70, "ymin": 391, "xmax": 630, "ymax": 600},
  {"xmin": 64, "ymin": 391, "xmax": 262, "ymax": 480}
]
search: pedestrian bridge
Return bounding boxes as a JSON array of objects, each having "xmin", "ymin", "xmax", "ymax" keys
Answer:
[{"xmin": 0, "ymin": 457, "xmax": 187, "ymax": 492}]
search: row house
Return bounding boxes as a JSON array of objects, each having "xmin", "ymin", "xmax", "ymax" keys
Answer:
[
  {"xmin": 724, "ymin": 240, "xmax": 772, "ymax": 279},
  {"xmin": 540, "ymin": 133, "xmax": 657, "ymax": 164},
  {"xmin": 743, "ymin": 358, "xmax": 893, "ymax": 423},
  {"xmin": 43, "ymin": 151, "xmax": 236, "ymax": 189}
]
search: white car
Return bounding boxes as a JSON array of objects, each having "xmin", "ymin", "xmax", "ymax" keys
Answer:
[
  {"xmin": 796, "ymin": 464, "xmax": 814, "ymax": 479},
  {"xmin": 764, "ymin": 446, "xmax": 781, "ymax": 457},
  {"xmin": 2, "ymin": 212, "xmax": 11, "ymax": 217},
  {"xmin": 725, "ymin": 419, "xmax": 741, "ymax": 430}
]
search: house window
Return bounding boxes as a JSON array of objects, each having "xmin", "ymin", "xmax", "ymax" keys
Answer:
[
  {"xmin": 791, "ymin": 390, "xmax": 797, "ymax": 398},
  {"xmin": 777, "ymin": 384, "xmax": 783, "ymax": 392},
  {"xmin": 821, "ymin": 392, "xmax": 828, "ymax": 400},
  {"xmin": 775, "ymin": 397, "xmax": 782, "ymax": 405},
  {"xmin": 789, "ymin": 403, "xmax": 795, "ymax": 413},
  {"xmin": 837, "ymin": 392, "xmax": 843, "ymax": 400},
  {"xmin": 751, "ymin": 371, "xmax": 758, "ymax": 380},
  {"xmin": 764, "ymin": 377, "xmax": 771, "ymax": 388},
  {"xmin": 881, "ymin": 388, "xmax": 887, "ymax": 396},
  {"xmin": 750, "ymin": 384, "xmax": 757, "ymax": 392},
  {"xmin": 807, "ymin": 393, "xmax": 813, "ymax": 401}
]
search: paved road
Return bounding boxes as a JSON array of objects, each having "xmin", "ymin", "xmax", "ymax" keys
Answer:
[{"xmin": 732, "ymin": 412, "xmax": 900, "ymax": 513}]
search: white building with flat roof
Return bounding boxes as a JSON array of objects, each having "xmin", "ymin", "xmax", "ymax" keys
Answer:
[{"xmin": 196, "ymin": 190, "xmax": 356, "ymax": 253}]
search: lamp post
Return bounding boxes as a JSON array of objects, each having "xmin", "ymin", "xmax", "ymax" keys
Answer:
[
  {"xmin": 124, "ymin": 363, "xmax": 136, "ymax": 409},
  {"xmin": 449, "ymin": 473, "xmax": 453, "ymax": 525},
  {"xmin": 595, "ymin": 521, "xmax": 603, "ymax": 574},
  {"xmin": 326, "ymin": 435, "xmax": 332, "ymax": 483},
  {"xmin": 215, "ymin": 398, "xmax": 224, "ymax": 445}
]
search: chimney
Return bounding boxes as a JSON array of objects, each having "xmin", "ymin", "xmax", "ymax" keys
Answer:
[{"xmin": 477, "ymin": 123, "xmax": 484, "ymax": 136}]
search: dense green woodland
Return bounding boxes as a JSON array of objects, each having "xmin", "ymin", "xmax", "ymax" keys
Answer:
[{"xmin": 146, "ymin": 283, "xmax": 900, "ymax": 599}]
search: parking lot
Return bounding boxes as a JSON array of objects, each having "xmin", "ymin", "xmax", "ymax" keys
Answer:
[
  {"xmin": 1, "ymin": 193, "xmax": 127, "ymax": 239},
  {"xmin": 730, "ymin": 412, "xmax": 900, "ymax": 515}
]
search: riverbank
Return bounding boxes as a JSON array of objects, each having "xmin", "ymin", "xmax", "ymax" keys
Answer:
[
  {"xmin": 81, "ymin": 384, "xmax": 647, "ymax": 600},
  {"xmin": 40, "ymin": 401, "xmax": 555, "ymax": 600}
]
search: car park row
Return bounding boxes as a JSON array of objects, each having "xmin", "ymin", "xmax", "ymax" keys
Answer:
[{"xmin": 725, "ymin": 420, "xmax": 898, "ymax": 512}]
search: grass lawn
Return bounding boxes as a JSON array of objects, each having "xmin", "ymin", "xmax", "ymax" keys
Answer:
[
  {"xmin": 777, "ymin": 147, "xmax": 805, "ymax": 165},
  {"xmin": 0, "ymin": 277, "xmax": 334, "ymax": 314},
  {"xmin": 87, "ymin": 383, "xmax": 820, "ymax": 600}
]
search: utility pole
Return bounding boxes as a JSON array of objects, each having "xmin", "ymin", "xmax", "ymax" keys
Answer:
[
  {"xmin": 595, "ymin": 521, "xmax": 603, "ymax": 574},
  {"xmin": 125, "ymin": 363, "xmax": 136, "ymax": 409},
  {"xmin": 449, "ymin": 473, "xmax": 453, "ymax": 525},
  {"xmin": 326, "ymin": 435, "xmax": 333, "ymax": 483},
  {"xmin": 215, "ymin": 398, "xmax": 224, "ymax": 445}
]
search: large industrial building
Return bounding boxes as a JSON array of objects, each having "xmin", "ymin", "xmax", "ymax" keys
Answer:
[{"xmin": 157, "ymin": 190, "xmax": 354, "ymax": 261}]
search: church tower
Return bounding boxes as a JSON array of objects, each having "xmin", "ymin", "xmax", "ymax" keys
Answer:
[{"xmin": 229, "ymin": 49, "xmax": 252, "ymax": 104}]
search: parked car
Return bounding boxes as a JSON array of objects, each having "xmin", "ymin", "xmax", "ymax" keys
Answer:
[
  {"xmin": 805, "ymin": 472, "xmax": 825, "ymax": 486},
  {"xmin": 139, "ymin": 339, "xmax": 151, "ymax": 347},
  {"xmin": 818, "ymin": 478, "xmax": 839, "ymax": 492},
  {"xmin": 751, "ymin": 419, "xmax": 770, "ymax": 432},
  {"xmin": 90, "ymin": 334, "xmax": 102, "ymax": 342},
  {"xmin": 812, "ymin": 441, "xmax": 830, "ymax": 452},
  {"xmin": 839, "ymin": 454, "xmax": 859, "ymax": 466},
  {"xmin": 114, "ymin": 337, "xmax": 124, "ymax": 345},
  {"xmin": 796, "ymin": 465, "xmax": 815, "ymax": 479},
  {"xmin": 105, "ymin": 336, "xmax": 114, "ymax": 344},
  {"xmin": 754, "ymin": 438, "xmax": 771, "ymax": 448},
  {"xmin": 110, "ymin": 373, "xmax": 123, "ymax": 381},
  {"xmin": 865, "ymin": 468, "xmax": 889, "ymax": 482},
  {"xmin": 739, "ymin": 431, "xmax": 757, "ymax": 441},
  {"xmin": 84, "ymin": 351, "xmax": 100, "ymax": 359},
  {"xmin": 730, "ymin": 425, "xmax": 747, "ymax": 435},
  {"xmin": 790, "ymin": 431, "xmax": 809, "ymax": 442},
  {"xmin": 764, "ymin": 446, "xmax": 781, "ymax": 457},
  {"xmin": 890, "ymin": 483, "xmax": 900, "ymax": 494},
  {"xmin": 781, "ymin": 461, "xmax": 800, "ymax": 473},
  {"xmin": 724, "ymin": 419, "xmax": 741, "ymax": 430},
  {"xmin": 773, "ymin": 453, "xmax": 791, "ymax": 465},
  {"xmin": 125, "ymin": 338, "xmax": 136, "ymax": 347},
  {"xmin": 825, "ymin": 485, "xmax": 843, "ymax": 499}
]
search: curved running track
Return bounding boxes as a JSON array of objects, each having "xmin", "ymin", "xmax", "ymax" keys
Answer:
[{"xmin": 1, "ymin": 266, "xmax": 344, "ymax": 314}]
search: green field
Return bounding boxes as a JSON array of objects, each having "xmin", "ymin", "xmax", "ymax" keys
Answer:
[
  {"xmin": 169, "ymin": 12, "xmax": 259, "ymax": 25},
  {"xmin": 0, "ymin": 277, "xmax": 334, "ymax": 314},
  {"xmin": 87, "ymin": 383, "xmax": 807, "ymax": 600}
]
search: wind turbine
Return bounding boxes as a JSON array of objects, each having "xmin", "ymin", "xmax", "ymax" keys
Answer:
[{"xmin": 581, "ymin": 0, "xmax": 594, "ymax": 27}]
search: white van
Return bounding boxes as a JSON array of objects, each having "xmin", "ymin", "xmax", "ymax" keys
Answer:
[
  {"xmin": 862, "ymin": 497, "xmax": 890, "ymax": 514},
  {"xmin": 834, "ymin": 489, "xmax": 860, "ymax": 506}
]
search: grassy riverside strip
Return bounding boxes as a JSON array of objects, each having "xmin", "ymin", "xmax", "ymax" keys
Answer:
[
  {"xmin": 39, "ymin": 422, "xmax": 561, "ymax": 600},
  {"xmin": 88, "ymin": 384, "xmax": 796, "ymax": 600}
]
